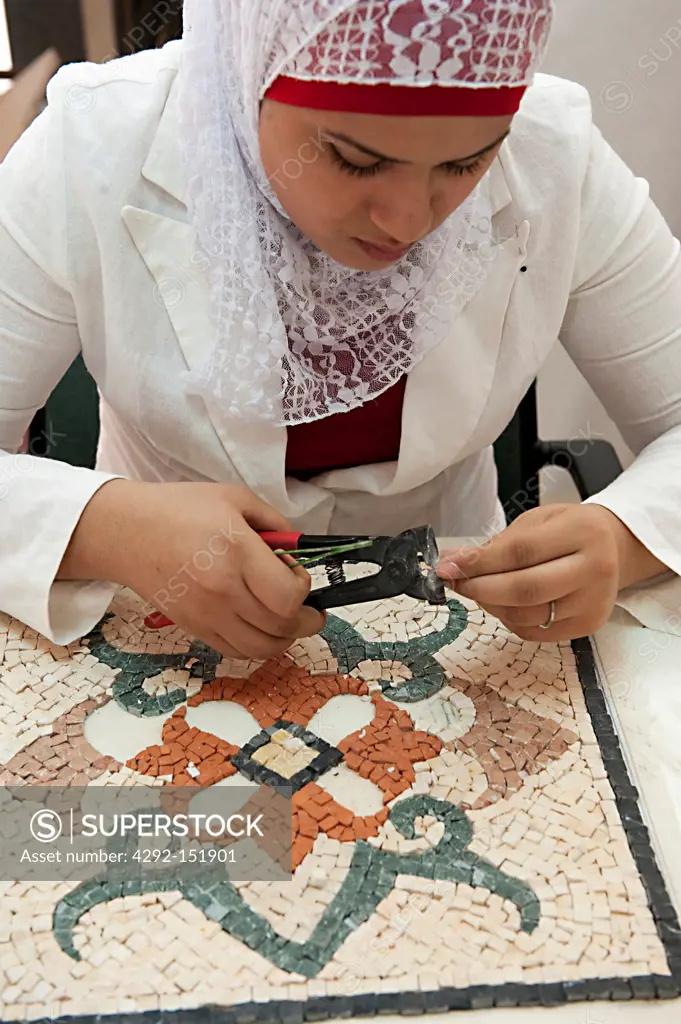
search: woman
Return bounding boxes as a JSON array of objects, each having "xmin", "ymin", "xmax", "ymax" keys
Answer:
[{"xmin": 0, "ymin": 0, "xmax": 679, "ymax": 659}]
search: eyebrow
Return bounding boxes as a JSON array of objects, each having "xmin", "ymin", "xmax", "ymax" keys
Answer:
[{"xmin": 323, "ymin": 129, "xmax": 511, "ymax": 165}]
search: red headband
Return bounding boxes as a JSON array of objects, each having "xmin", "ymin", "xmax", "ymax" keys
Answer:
[{"xmin": 265, "ymin": 76, "xmax": 526, "ymax": 117}]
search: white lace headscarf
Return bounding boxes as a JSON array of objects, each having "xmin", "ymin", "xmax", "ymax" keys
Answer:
[{"xmin": 179, "ymin": 0, "xmax": 554, "ymax": 424}]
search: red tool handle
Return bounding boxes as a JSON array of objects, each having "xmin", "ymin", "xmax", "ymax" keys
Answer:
[
  {"xmin": 145, "ymin": 610, "xmax": 174, "ymax": 629},
  {"xmin": 143, "ymin": 532, "xmax": 302, "ymax": 629},
  {"xmin": 258, "ymin": 532, "xmax": 303, "ymax": 551}
]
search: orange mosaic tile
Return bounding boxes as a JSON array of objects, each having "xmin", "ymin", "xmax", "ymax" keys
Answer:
[
  {"xmin": 339, "ymin": 693, "xmax": 443, "ymax": 803},
  {"xmin": 291, "ymin": 782, "xmax": 391, "ymax": 869},
  {"xmin": 126, "ymin": 706, "xmax": 239, "ymax": 785}
]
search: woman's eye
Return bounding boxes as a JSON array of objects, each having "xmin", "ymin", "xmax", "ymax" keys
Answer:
[
  {"xmin": 442, "ymin": 156, "xmax": 485, "ymax": 177},
  {"xmin": 328, "ymin": 143, "xmax": 383, "ymax": 178},
  {"xmin": 325, "ymin": 141, "xmax": 488, "ymax": 179}
]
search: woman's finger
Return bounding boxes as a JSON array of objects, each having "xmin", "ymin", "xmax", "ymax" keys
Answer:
[
  {"xmin": 274, "ymin": 553, "xmax": 328, "ymax": 634},
  {"xmin": 209, "ymin": 549, "xmax": 324, "ymax": 645},
  {"xmin": 481, "ymin": 585, "xmax": 596, "ymax": 629},
  {"xmin": 239, "ymin": 533, "xmax": 316, "ymax": 621},
  {"xmin": 212, "ymin": 573, "xmax": 325, "ymax": 642},
  {"xmin": 237, "ymin": 491, "xmax": 295, "ymax": 534},
  {"xmin": 455, "ymin": 552, "xmax": 585, "ymax": 607},
  {"xmin": 495, "ymin": 614, "xmax": 598, "ymax": 643},
  {"xmin": 229, "ymin": 615, "xmax": 304, "ymax": 660},
  {"xmin": 439, "ymin": 505, "xmax": 578, "ymax": 582},
  {"xmin": 481, "ymin": 601, "xmax": 568, "ymax": 630},
  {"xmin": 185, "ymin": 624, "xmax": 244, "ymax": 660}
]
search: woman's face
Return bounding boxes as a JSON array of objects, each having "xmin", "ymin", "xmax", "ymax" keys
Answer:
[{"xmin": 259, "ymin": 99, "xmax": 513, "ymax": 270}]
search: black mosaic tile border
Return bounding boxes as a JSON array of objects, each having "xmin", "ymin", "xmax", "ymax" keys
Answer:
[
  {"xmin": 9, "ymin": 636, "xmax": 681, "ymax": 1024},
  {"xmin": 572, "ymin": 636, "xmax": 681, "ymax": 988},
  {"xmin": 233, "ymin": 720, "xmax": 344, "ymax": 794},
  {"xmin": 17, "ymin": 970, "xmax": 681, "ymax": 1024}
]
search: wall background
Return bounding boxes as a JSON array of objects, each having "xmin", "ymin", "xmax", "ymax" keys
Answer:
[
  {"xmin": 79, "ymin": 0, "xmax": 117, "ymax": 62},
  {"xmin": 537, "ymin": 0, "xmax": 681, "ymax": 498},
  {"xmin": 4, "ymin": 0, "xmax": 84, "ymax": 71}
]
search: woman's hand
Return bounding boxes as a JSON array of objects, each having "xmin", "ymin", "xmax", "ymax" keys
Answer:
[
  {"xmin": 58, "ymin": 479, "xmax": 326, "ymax": 659},
  {"xmin": 437, "ymin": 504, "xmax": 669, "ymax": 641}
]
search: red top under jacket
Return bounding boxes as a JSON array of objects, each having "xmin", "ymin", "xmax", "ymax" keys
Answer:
[{"xmin": 286, "ymin": 376, "xmax": 407, "ymax": 480}]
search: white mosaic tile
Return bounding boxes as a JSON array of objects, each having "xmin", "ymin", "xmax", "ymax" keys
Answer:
[
  {"xmin": 185, "ymin": 701, "xmax": 262, "ymax": 749},
  {"xmin": 307, "ymin": 693, "xmax": 375, "ymax": 747}
]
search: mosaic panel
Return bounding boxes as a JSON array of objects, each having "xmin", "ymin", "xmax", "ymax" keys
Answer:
[{"xmin": 1, "ymin": 579, "xmax": 680, "ymax": 1022}]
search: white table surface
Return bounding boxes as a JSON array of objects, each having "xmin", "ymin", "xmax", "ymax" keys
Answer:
[{"xmin": 349, "ymin": 543, "xmax": 681, "ymax": 1023}]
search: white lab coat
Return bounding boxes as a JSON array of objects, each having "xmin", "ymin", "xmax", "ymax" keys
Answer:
[{"xmin": 1, "ymin": 42, "xmax": 681, "ymax": 645}]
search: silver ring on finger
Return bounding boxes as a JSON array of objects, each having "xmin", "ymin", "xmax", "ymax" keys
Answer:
[{"xmin": 539, "ymin": 600, "xmax": 556, "ymax": 630}]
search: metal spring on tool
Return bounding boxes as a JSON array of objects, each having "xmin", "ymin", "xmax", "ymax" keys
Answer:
[{"xmin": 325, "ymin": 557, "xmax": 346, "ymax": 587}]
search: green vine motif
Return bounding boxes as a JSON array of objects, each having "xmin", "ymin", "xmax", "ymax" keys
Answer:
[
  {"xmin": 53, "ymin": 797, "xmax": 539, "ymax": 974},
  {"xmin": 85, "ymin": 598, "xmax": 468, "ymax": 717},
  {"xmin": 85, "ymin": 614, "xmax": 223, "ymax": 718},
  {"xmin": 322, "ymin": 598, "xmax": 468, "ymax": 702}
]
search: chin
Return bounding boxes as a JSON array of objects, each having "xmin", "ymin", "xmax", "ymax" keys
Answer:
[
  {"xmin": 338, "ymin": 254, "xmax": 381, "ymax": 271},
  {"xmin": 307, "ymin": 240, "xmax": 356, "ymax": 268},
  {"xmin": 298, "ymin": 227, "xmax": 367, "ymax": 269}
]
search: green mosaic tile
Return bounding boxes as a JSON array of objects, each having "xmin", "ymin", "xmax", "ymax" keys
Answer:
[
  {"xmin": 83, "ymin": 615, "xmax": 224, "ymax": 717},
  {"xmin": 53, "ymin": 796, "xmax": 539, "ymax": 975},
  {"xmin": 321, "ymin": 599, "xmax": 468, "ymax": 704}
]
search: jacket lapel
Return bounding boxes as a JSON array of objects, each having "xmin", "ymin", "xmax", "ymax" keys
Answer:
[
  {"xmin": 121, "ymin": 80, "xmax": 299, "ymax": 514},
  {"xmin": 388, "ymin": 220, "xmax": 531, "ymax": 495}
]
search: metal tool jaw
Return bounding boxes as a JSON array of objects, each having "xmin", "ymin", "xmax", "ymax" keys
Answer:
[
  {"xmin": 303, "ymin": 526, "xmax": 447, "ymax": 611},
  {"xmin": 143, "ymin": 526, "xmax": 447, "ymax": 631}
]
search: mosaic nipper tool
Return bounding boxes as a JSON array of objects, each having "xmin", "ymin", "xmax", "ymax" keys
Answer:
[
  {"xmin": 259, "ymin": 526, "xmax": 446, "ymax": 611},
  {"xmin": 144, "ymin": 526, "xmax": 446, "ymax": 628}
]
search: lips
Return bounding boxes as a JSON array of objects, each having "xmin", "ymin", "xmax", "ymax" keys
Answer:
[{"xmin": 354, "ymin": 238, "xmax": 411, "ymax": 262}]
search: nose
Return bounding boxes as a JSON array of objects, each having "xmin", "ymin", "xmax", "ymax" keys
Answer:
[{"xmin": 368, "ymin": 176, "xmax": 435, "ymax": 246}]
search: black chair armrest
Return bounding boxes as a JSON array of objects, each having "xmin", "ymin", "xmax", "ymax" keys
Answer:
[
  {"xmin": 27, "ymin": 356, "xmax": 100, "ymax": 468},
  {"xmin": 536, "ymin": 440, "xmax": 623, "ymax": 501}
]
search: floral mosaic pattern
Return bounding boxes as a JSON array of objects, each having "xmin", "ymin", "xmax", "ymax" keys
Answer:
[
  {"xmin": 0, "ymin": 582, "xmax": 680, "ymax": 1021},
  {"xmin": 125, "ymin": 672, "xmax": 442, "ymax": 869}
]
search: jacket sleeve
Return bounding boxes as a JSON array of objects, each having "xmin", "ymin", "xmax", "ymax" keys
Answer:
[
  {"xmin": 0, "ymin": 71, "xmax": 122, "ymax": 644},
  {"xmin": 559, "ymin": 122, "xmax": 681, "ymax": 631}
]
